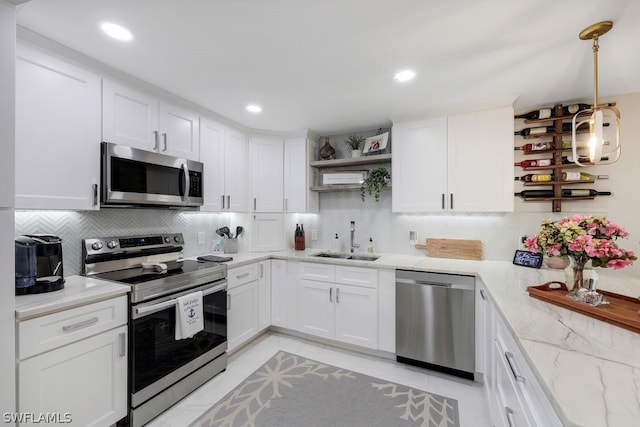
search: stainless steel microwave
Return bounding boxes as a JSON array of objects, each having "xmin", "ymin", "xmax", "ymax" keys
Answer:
[{"xmin": 101, "ymin": 142, "xmax": 204, "ymax": 208}]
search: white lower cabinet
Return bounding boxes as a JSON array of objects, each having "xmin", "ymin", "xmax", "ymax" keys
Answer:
[
  {"xmin": 297, "ymin": 263, "xmax": 378, "ymax": 349},
  {"xmin": 17, "ymin": 296, "xmax": 127, "ymax": 427},
  {"xmin": 486, "ymin": 296, "xmax": 562, "ymax": 427},
  {"xmin": 227, "ymin": 264, "xmax": 260, "ymax": 351}
]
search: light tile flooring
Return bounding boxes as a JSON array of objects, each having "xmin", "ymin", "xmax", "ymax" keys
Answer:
[{"xmin": 148, "ymin": 332, "xmax": 492, "ymax": 426}]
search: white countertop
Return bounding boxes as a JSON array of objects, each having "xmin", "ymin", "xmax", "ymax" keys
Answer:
[
  {"xmin": 15, "ymin": 275, "xmax": 130, "ymax": 321},
  {"xmin": 16, "ymin": 249, "xmax": 640, "ymax": 426}
]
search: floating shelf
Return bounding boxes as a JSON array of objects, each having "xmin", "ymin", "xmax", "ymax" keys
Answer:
[
  {"xmin": 310, "ymin": 153, "xmax": 391, "ymax": 169},
  {"xmin": 310, "ymin": 184, "xmax": 392, "ymax": 193}
]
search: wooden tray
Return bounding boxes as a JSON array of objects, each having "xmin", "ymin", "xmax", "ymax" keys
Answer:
[
  {"xmin": 414, "ymin": 238, "xmax": 483, "ymax": 260},
  {"xmin": 527, "ymin": 281, "xmax": 640, "ymax": 333}
]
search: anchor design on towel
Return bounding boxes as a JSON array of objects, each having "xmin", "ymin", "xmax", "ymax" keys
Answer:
[{"xmin": 188, "ymin": 307, "xmax": 196, "ymax": 319}]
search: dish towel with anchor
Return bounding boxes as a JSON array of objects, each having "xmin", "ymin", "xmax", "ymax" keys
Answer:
[{"xmin": 175, "ymin": 291, "xmax": 204, "ymax": 340}]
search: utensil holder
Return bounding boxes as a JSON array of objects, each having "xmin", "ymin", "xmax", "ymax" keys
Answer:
[{"xmin": 223, "ymin": 238, "xmax": 238, "ymax": 254}]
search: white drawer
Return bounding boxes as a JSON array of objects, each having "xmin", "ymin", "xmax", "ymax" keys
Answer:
[
  {"xmin": 18, "ymin": 296, "xmax": 127, "ymax": 360},
  {"xmin": 335, "ymin": 265, "xmax": 378, "ymax": 288},
  {"xmin": 228, "ymin": 263, "xmax": 259, "ymax": 289},
  {"xmin": 299, "ymin": 262, "xmax": 335, "ymax": 282}
]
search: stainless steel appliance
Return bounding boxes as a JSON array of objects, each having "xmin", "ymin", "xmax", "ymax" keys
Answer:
[
  {"xmin": 82, "ymin": 233, "xmax": 227, "ymax": 427},
  {"xmin": 396, "ymin": 269, "xmax": 475, "ymax": 380},
  {"xmin": 15, "ymin": 234, "xmax": 65, "ymax": 294},
  {"xmin": 101, "ymin": 142, "xmax": 204, "ymax": 208}
]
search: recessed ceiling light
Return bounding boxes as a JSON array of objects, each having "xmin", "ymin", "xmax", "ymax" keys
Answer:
[
  {"xmin": 394, "ymin": 70, "xmax": 416, "ymax": 82},
  {"xmin": 100, "ymin": 22, "xmax": 133, "ymax": 41},
  {"xmin": 246, "ymin": 104, "xmax": 262, "ymax": 113}
]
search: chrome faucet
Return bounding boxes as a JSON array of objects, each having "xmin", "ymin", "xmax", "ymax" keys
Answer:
[{"xmin": 350, "ymin": 220, "xmax": 360, "ymax": 253}]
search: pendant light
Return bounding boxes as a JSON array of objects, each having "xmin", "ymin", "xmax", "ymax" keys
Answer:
[{"xmin": 571, "ymin": 21, "xmax": 621, "ymax": 166}]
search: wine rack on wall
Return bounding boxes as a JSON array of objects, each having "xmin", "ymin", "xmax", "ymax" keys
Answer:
[{"xmin": 514, "ymin": 103, "xmax": 614, "ymax": 212}]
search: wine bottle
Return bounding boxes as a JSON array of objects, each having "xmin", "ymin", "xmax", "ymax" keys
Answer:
[
  {"xmin": 514, "ymin": 159, "xmax": 553, "ymax": 168},
  {"xmin": 515, "ymin": 122, "xmax": 609, "ymax": 136},
  {"xmin": 514, "ymin": 189, "xmax": 612, "ymax": 198},
  {"xmin": 514, "ymin": 173, "xmax": 554, "ymax": 182},
  {"xmin": 514, "ymin": 141, "xmax": 552, "ymax": 153},
  {"xmin": 561, "ymin": 172, "xmax": 608, "ymax": 181},
  {"xmin": 514, "ymin": 108, "xmax": 553, "ymax": 120}
]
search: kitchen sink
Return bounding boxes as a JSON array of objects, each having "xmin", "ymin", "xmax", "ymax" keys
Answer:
[{"xmin": 311, "ymin": 252, "xmax": 380, "ymax": 261}]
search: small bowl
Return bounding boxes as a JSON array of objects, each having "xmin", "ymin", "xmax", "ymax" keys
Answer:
[{"xmin": 544, "ymin": 257, "xmax": 570, "ymax": 269}]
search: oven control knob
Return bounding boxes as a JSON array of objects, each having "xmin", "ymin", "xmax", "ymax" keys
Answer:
[
  {"xmin": 107, "ymin": 240, "xmax": 118, "ymax": 249},
  {"xmin": 174, "ymin": 235, "xmax": 182, "ymax": 243},
  {"xmin": 164, "ymin": 236, "xmax": 171, "ymax": 243},
  {"xmin": 91, "ymin": 241, "xmax": 103, "ymax": 251}
]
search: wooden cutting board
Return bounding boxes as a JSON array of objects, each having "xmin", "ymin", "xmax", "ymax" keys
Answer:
[{"xmin": 415, "ymin": 238, "xmax": 483, "ymax": 260}]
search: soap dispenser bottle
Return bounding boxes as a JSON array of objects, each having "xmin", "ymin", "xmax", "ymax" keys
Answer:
[
  {"xmin": 367, "ymin": 237, "xmax": 375, "ymax": 253},
  {"xmin": 332, "ymin": 233, "xmax": 341, "ymax": 252}
]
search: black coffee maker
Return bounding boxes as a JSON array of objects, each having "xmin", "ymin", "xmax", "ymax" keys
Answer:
[{"xmin": 15, "ymin": 234, "xmax": 65, "ymax": 295}]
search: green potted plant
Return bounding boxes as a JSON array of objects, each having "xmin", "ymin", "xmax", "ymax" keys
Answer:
[
  {"xmin": 361, "ymin": 166, "xmax": 390, "ymax": 202},
  {"xmin": 345, "ymin": 135, "xmax": 365, "ymax": 158}
]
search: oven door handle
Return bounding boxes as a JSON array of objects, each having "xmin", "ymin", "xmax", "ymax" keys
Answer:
[{"xmin": 134, "ymin": 282, "xmax": 227, "ymax": 316}]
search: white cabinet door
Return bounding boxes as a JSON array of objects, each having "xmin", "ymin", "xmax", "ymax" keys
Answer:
[
  {"xmin": 224, "ymin": 126, "xmax": 249, "ymax": 212},
  {"xmin": 15, "ymin": 42, "xmax": 101, "ymax": 210},
  {"xmin": 284, "ymin": 137, "xmax": 318, "ymax": 213},
  {"xmin": 251, "ymin": 213, "xmax": 284, "ymax": 252},
  {"xmin": 102, "ymin": 79, "xmax": 159, "ymax": 152},
  {"xmin": 334, "ymin": 284, "xmax": 378, "ymax": 348},
  {"xmin": 391, "ymin": 118, "xmax": 448, "ymax": 212},
  {"xmin": 250, "ymin": 135, "xmax": 284, "ymax": 212},
  {"xmin": 200, "ymin": 119, "xmax": 249, "ymax": 212},
  {"xmin": 18, "ymin": 325, "xmax": 127, "ymax": 427},
  {"xmin": 297, "ymin": 279, "xmax": 334, "ymax": 340},
  {"xmin": 448, "ymin": 106, "xmax": 514, "ymax": 212},
  {"xmin": 270, "ymin": 259, "xmax": 288, "ymax": 328},
  {"xmin": 200, "ymin": 117, "xmax": 226, "ymax": 211},
  {"xmin": 158, "ymin": 101, "xmax": 200, "ymax": 161},
  {"xmin": 258, "ymin": 260, "xmax": 271, "ymax": 331},
  {"xmin": 227, "ymin": 281, "xmax": 258, "ymax": 351}
]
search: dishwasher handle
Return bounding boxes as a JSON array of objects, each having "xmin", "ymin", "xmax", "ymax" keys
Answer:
[{"xmin": 396, "ymin": 277, "xmax": 474, "ymax": 291}]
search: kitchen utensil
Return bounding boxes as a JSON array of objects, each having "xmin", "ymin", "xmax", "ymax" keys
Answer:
[
  {"xmin": 219, "ymin": 226, "xmax": 231, "ymax": 238},
  {"xmin": 414, "ymin": 238, "xmax": 483, "ymax": 260},
  {"xmin": 235, "ymin": 226, "xmax": 243, "ymax": 237},
  {"xmin": 215, "ymin": 228, "xmax": 225, "ymax": 238}
]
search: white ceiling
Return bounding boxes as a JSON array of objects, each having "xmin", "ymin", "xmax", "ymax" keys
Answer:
[{"xmin": 14, "ymin": 0, "xmax": 640, "ymax": 135}]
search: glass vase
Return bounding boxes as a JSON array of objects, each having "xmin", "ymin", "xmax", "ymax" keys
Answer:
[{"xmin": 566, "ymin": 256, "xmax": 603, "ymax": 305}]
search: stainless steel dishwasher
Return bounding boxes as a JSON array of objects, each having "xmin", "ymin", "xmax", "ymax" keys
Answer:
[{"xmin": 396, "ymin": 269, "xmax": 475, "ymax": 380}]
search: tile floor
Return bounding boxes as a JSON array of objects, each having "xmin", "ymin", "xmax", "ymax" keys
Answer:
[{"xmin": 148, "ymin": 332, "xmax": 492, "ymax": 426}]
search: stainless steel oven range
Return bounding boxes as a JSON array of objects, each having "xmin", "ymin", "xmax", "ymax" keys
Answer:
[{"xmin": 82, "ymin": 233, "xmax": 227, "ymax": 427}]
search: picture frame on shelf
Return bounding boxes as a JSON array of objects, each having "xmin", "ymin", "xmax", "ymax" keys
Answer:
[{"xmin": 362, "ymin": 132, "xmax": 389, "ymax": 154}]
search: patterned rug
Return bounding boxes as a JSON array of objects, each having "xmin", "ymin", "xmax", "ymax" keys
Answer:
[{"xmin": 189, "ymin": 351, "xmax": 460, "ymax": 427}]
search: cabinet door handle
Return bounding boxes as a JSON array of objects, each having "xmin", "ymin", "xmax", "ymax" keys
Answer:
[
  {"xmin": 92, "ymin": 183, "xmax": 98, "ymax": 206},
  {"xmin": 119, "ymin": 332, "xmax": 126, "ymax": 357},
  {"xmin": 329, "ymin": 287, "xmax": 333, "ymax": 302},
  {"xmin": 336, "ymin": 287, "xmax": 340, "ymax": 303},
  {"xmin": 227, "ymin": 195, "xmax": 231, "ymax": 210},
  {"xmin": 505, "ymin": 407, "xmax": 516, "ymax": 427},
  {"xmin": 480, "ymin": 289, "xmax": 487, "ymax": 300},
  {"xmin": 260, "ymin": 263, "xmax": 264, "ymax": 278},
  {"xmin": 221, "ymin": 195, "xmax": 225, "ymax": 210},
  {"xmin": 450, "ymin": 193, "xmax": 454, "ymax": 210},
  {"xmin": 441, "ymin": 193, "xmax": 445, "ymax": 210},
  {"xmin": 162, "ymin": 133, "xmax": 168, "ymax": 151},
  {"xmin": 153, "ymin": 130, "xmax": 159, "ymax": 150},
  {"xmin": 505, "ymin": 351, "xmax": 526, "ymax": 383},
  {"xmin": 227, "ymin": 293, "xmax": 231, "ymax": 310},
  {"xmin": 253, "ymin": 197, "xmax": 257, "ymax": 211},
  {"xmin": 62, "ymin": 316, "xmax": 99, "ymax": 333}
]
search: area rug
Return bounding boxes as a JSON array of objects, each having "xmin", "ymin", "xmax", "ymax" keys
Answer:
[{"xmin": 189, "ymin": 351, "xmax": 460, "ymax": 427}]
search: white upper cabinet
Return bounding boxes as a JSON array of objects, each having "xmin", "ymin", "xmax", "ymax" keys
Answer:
[
  {"xmin": 250, "ymin": 134, "xmax": 284, "ymax": 212},
  {"xmin": 200, "ymin": 117, "xmax": 249, "ymax": 212},
  {"xmin": 284, "ymin": 136, "xmax": 318, "ymax": 213},
  {"xmin": 392, "ymin": 117, "xmax": 448, "ymax": 212},
  {"xmin": 102, "ymin": 79, "xmax": 200, "ymax": 161},
  {"xmin": 392, "ymin": 106, "xmax": 514, "ymax": 212},
  {"xmin": 15, "ymin": 42, "xmax": 101, "ymax": 210},
  {"xmin": 447, "ymin": 106, "xmax": 514, "ymax": 212}
]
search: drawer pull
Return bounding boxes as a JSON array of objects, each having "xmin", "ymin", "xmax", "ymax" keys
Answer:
[
  {"xmin": 119, "ymin": 332, "xmax": 126, "ymax": 357},
  {"xmin": 62, "ymin": 316, "xmax": 99, "ymax": 333},
  {"xmin": 480, "ymin": 289, "xmax": 487, "ymax": 300},
  {"xmin": 505, "ymin": 407, "xmax": 516, "ymax": 427},
  {"xmin": 236, "ymin": 272, "xmax": 250, "ymax": 279},
  {"xmin": 505, "ymin": 351, "xmax": 526, "ymax": 383}
]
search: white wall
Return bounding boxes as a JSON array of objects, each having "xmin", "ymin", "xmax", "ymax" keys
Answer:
[{"xmin": 0, "ymin": 0, "xmax": 16, "ymax": 417}]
